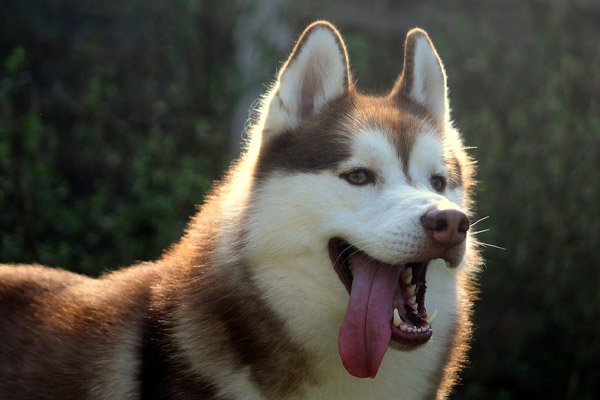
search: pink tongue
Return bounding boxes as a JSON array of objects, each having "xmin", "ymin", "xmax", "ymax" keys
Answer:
[{"xmin": 338, "ymin": 253, "xmax": 401, "ymax": 378}]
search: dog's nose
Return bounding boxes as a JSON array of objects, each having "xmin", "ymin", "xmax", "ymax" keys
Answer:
[{"xmin": 421, "ymin": 208, "xmax": 470, "ymax": 247}]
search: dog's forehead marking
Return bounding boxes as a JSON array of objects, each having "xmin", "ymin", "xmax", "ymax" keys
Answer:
[
  {"xmin": 344, "ymin": 95, "xmax": 445, "ymax": 180},
  {"xmin": 255, "ymin": 92, "xmax": 448, "ymax": 183},
  {"xmin": 347, "ymin": 128, "xmax": 399, "ymax": 169},
  {"xmin": 348, "ymin": 127, "xmax": 445, "ymax": 188},
  {"xmin": 410, "ymin": 132, "xmax": 445, "ymax": 177}
]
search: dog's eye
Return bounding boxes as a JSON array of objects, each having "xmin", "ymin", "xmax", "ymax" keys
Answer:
[
  {"xmin": 430, "ymin": 175, "xmax": 446, "ymax": 192},
  {"xmin": 342, "ymin": 169, "xmax": 374, "ymax": 186}
]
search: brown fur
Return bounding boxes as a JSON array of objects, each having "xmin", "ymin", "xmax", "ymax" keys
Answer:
[
  {"xmin": 255, "ymin": 94, "xmax": 356, "ymax": 177},
  {"xmin": 0, "ymin": 264, "xmax": 156, "ymax": 399}
]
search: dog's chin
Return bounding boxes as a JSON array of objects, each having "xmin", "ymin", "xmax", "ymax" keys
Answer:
[{"xmin": 328, "ymin": 238, "xmax": 460, "ymax": 348}]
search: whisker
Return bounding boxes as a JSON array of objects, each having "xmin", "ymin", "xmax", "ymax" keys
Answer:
[
  {"xmin": 470, "ymin": 216, "xmax": 489, "ymax": 228},
  {"xmin": 334, "ymin": 240, "xmax": 370, "ymax": 266},
  {"xmin": 473, "ymin": 240, "xmax": 506, "ymax": 251},
  {"xmin": 470, "ymin": 229, "xmax": 490, "ymax": 235},
  {"xmin": 333, "ymin": 240, "xmax": 384, "ymax": 269}
]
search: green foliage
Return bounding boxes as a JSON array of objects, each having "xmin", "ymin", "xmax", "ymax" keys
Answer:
[
  {"xmin": 0, "ymin": 0, "xmax": 242, "ymax": 274},
  {"xmin": 426, "ymin": 6, "xmax": 600, "ymax": 400}
]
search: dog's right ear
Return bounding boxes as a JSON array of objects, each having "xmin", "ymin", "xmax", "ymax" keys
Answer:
[
  {"xmin": 260, "ymin": 21, "xmax": 351, "ymax": 138},
  {"xmin": 392, "ymin": 29, "xmax": 448, "ymax": 121}
]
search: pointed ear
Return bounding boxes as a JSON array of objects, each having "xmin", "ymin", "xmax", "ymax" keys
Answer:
[
  {"xmin": 394, "ymin": 29, "xmax": 448, "ymax": 120},
  {"xmin": 261, "ymin": 21, "xmax": 351, "ymax": 136}
]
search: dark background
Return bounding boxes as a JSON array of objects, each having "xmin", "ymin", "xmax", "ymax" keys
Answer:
[{"xmin": 1, "ymin": 1, "xmax": 599, "ymax": 398}]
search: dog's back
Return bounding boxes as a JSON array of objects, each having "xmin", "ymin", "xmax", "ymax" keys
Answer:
[{"xmin": 0, "ymin": 264, "xmax": 157, "ymax": 399}]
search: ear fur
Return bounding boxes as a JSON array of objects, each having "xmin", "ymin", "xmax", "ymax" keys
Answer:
[
  {"xmin": 261, "ymin": 21, "xmax": 351, "ymax": 136},
  {"xmin": 394, "ymin": 29, "xmax": 448, "ymax": 120}
]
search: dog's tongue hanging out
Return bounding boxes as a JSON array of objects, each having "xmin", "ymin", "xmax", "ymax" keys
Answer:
[{"xmin": 338, "ymin": 253, "xmax": 401, "ymax": 378}]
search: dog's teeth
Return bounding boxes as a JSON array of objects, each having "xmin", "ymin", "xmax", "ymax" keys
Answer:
[
  {"xmin": 400, "ymin": 324, "xmax": 408, "ymax": 332},
  {"xmin": 409, "ymin": 295, "xmax": 417, "ymax": 305},
  {"xmin": 402, "ymin": 268, "xmax": 412, "ymax": 284},
  {"xmin": 426, "ymin": 309, "xmax": 439, "ymax": 325},
  {"xmin": 393, "ymin": 308, "xmax": 401, "ymax": 327},
  {"xmin": 407, "ymin": 326, "xmax": 414, "ymax": 333},
  {"xmin": 445, "ymin": 260, "xmax": 452, "ymax": 268},
  {"xmin": 407, "ymin": 284, "xmax": 416, "ymax": 296}
]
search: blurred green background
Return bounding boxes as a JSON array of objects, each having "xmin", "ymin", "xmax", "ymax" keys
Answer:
[{"xmin": 1, "ymin": 0, "xmax": 599, "ymax": 398}]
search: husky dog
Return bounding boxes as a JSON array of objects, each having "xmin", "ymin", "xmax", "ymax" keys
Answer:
[{"xmin": 0, "ymin": 21, "xmax": 479, "ymax": 399}]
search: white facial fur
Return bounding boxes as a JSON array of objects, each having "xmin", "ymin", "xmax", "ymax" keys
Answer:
[
  {"xmin": 245, "ymin": 127, "xmax": 469, "ymax": 398},
  {"xmin": 245, "ymin": 129, "xmax": 461, "ymax": 257},
  {"xmin": 409, "ymin": 132, "xmax": 464, "ymax": 209}
]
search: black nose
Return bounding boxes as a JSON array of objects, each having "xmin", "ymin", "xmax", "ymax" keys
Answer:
[{"xmin": 421, "ymin": 208, "xmax": 470, "ymax": 247}]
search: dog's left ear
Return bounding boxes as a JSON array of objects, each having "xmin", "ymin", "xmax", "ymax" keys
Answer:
[
  {"xmin": 393, "ymin": 29, "xmax": 448, "ymax": 121},
  {"xmin": 261, "ymin": 21, "xmax": 351, "ymax": 137}
]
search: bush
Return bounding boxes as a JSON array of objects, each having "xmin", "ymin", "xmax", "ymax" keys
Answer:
[{"xmin": 0, "ymin": 0, "xmax": 242, "ymax": 274}]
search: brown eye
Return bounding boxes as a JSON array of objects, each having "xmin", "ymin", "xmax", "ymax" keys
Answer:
[
  {"xmin": 342, "ymin": 169, "xmax": 374, "ymax": 186},
  {"xmin": 430, "ymin": 175, "xmax": 446, "ymax": 192}
]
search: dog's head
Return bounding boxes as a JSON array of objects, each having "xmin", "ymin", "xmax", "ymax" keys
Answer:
[{"xmin": 244, "ymin": 21, "xmax": 475, "ymax": 379}]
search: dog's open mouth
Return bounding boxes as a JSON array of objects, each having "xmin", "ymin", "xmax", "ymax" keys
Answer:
[{"xmin": 328, "ymin": 238, "xmax": 439, "ymax": 378}]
